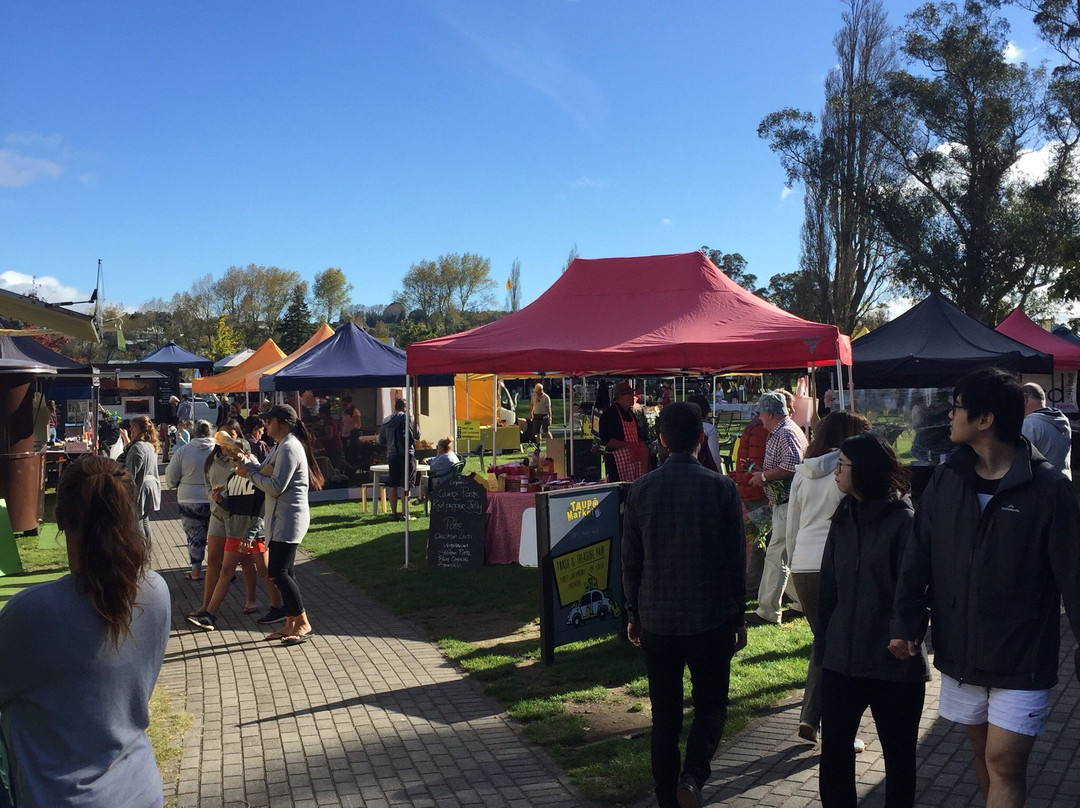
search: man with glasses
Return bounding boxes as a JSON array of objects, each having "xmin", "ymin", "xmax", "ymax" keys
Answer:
[{"xmin": 891, "ymin": 367, "xmax": 1080, "ymax": 808}]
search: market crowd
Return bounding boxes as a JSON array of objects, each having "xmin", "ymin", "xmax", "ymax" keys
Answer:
[
  {"xmin": 622, "ymin": 369, "xmax": 1080, "ymax": 808},
  {"xmin": 2, "ymin": 371, "xmax": 1079, "ymax": 808}
]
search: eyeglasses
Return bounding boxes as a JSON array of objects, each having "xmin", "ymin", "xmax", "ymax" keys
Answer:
[
  {"xmin": 948, "ymin": 404, "xmax": 968, "ymax": 414},
  {"xmin": 834, "ymin": 460, "xmax": 854, "ymax": 473}
]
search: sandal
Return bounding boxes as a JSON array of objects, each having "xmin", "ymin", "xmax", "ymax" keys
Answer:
[
  {"xmin": 265, "ymin": 631, "xmax": 288, "ymax": 641},
  {"xmin": 183, "ymin": 571, "xmax": 202, "ymax": 581},
  {"xmin": 281, "ymin": 632, "xmax": 312, "ymax": 645},
  {"xmin": 242, "ymin": 605, "xmax": 258, "ymax": 614}
]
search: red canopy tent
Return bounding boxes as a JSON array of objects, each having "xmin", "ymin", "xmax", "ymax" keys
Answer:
[
  {"xmin": 995, "ymin": 307, "xmax": 1080, "ymax": 371},
  {"xmin": 406, "ymin": 252, "xmax": 852, "ymax": 376}
]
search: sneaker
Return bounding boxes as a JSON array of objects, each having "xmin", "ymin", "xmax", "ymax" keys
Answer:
[
  {"xmin": 854, "ymin": 738, "xmax": 866, "ymax": 754},
  {"xmin": 798, "ymin": 722, "xmax": 818, "ymax": 744},
  {"xmin": 256, "ymin": 606, "xmax": 286, "ymax": 625},
  {"xmin": 186, "ymin": 612, "xmax": 216, "ymax": 631}
]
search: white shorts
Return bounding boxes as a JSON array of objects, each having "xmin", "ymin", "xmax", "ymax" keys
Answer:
[{"xmin": 938, "ymin": 673, "xmax": 1049, "ymax": 736}]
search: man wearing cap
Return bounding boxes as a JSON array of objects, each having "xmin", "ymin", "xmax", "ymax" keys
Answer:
[
  {"xmin": 747, "ymin": 391, "xmax": 808, "ymax": 626},
  {"xmin": 598, "ymin": 381, "xmax": 648, "ymax": 482}
]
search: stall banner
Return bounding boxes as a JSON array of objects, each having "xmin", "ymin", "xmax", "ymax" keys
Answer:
[
  {"xmin": 1023, "ymin": 372, "xmax": 1078, "ymax": 413},
  {"xmin": 456, "ymin": 419, "xmax": 481, "ymax": 441},
  {"xmin": 537, "ymin": 483, "xmax": 625, "ymax": 665}
]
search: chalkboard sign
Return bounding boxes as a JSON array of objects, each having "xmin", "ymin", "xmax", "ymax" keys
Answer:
[{"xmin": 428, "ymin": 473, "xmax": 488, "ymax": 570}]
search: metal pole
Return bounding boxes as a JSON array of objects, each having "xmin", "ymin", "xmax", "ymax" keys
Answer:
[{"xmin": 402, "ymin": 375, "xmax": 413, "ymax": 569}]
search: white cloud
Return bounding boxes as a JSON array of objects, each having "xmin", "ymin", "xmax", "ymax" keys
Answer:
[
  {"xmin": 569, "ymin": 176, "xmax": 607, "ymax": 189},
  {"xmin": 780, "ymin": 186, "xmax": 795, "ymax": 201},
  {"xmin": 661, "ymin": 217, "xmax": 672, "ymax": 226},
  {"xmin": 435, "ymin": 8, "xmax": 609, "ymax": 136},
  {"xmin": 5, "ymin": 132, "xmax": 63, "ymax": 149},
  {"xmin": 0, "ymin": 271, "xmax": 93, "ymax": 311},
  {"xmin": 78, "ymin": 171, "xmax": 97, "ymax": 185},
  {"xmin": 1004, "ymin": 41, "xmax": 1024, "ymax": 63},
  {"xmin": 886, "ymin": 295, "xmax": 915, "ymax": 321},
  {"xmin": 0, "ymin": 149, "xmax": 62, "ymax": 187}
]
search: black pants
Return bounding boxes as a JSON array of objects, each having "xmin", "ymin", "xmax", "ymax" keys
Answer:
[
  {"xmin": 642, "ymin": 625, "xmax": 736, "ymax": 808},
  {"xmin": 820, "ymin": 668, "xmax": 924, "ymax": 808},
  {"xmin": 268, "ymin": 541, "xmax": 304, "ymax": 617}
]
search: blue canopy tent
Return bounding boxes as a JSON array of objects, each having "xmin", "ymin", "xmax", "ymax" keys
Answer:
[
  {"xmin": 260, "ymin": 323, "xmax": 452, "ymax": 391},
  {"xmin": 0, "ymin": 335, "xmax": 94, "ymax": 399},
  {"xmin": 130, "ymin": 340, "xmax": 213, "ymax": 372}
]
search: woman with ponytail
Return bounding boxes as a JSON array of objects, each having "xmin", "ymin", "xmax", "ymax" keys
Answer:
[
  {"xmin": 233, "ymin": 403, "xmax": 323, "ymax": 645},
  {"xmin": 0, "ymin": 455, "xmax": 170, "ymax": 808},
  {"xmin": 125, "ymin": 414, "xmax": 162, "ymax": 548}
]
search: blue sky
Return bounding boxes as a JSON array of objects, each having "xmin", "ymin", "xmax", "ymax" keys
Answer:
[{"xmin": 0, "ymin": 1, "xmax": 1043, "ymax": 317}]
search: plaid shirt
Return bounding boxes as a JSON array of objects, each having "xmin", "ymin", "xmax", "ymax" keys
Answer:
[
  {"xmin": 622, "ymin": 453, "xmax": 746, "ymax": 635},
  {"xmin": 763, "ymin": 416, "xmax": 807, "ymax": 506}
]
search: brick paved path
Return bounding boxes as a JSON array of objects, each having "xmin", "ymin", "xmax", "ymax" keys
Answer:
[
  {"xmin": 152, "ymin": 491, "xmax": 595, "ymax": 808},
  {"xmin": 677, "ymin": 623, "xmax": 1080, "ymax": 808},
  {"xmin": 151, "ymin": 488, "xmax": 1079, "ymax": 808}
]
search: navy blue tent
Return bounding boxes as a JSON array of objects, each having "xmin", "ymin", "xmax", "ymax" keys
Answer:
[
  {"xmin": 1052, "ymin": 325, "xmax": 1080, "ymax": 347},
  {"xmin": 852, "ymin": 293, "xmax": 1052, "ymax": 388},
  {"xmin": 0, "ymin": 336, "xmax": 93, "ymax": 398},
  {"xmin": 262, "ymin": 323, "xmax": 453, "ymax": 391},
  {"xmin": 131, "ymin": 340, "xmax": 213, "ymax": 371}
]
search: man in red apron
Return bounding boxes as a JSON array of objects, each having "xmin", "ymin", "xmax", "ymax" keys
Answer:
[{"xmin": 598, "ymin": 381, "xmax": 647, "ymax": 482}]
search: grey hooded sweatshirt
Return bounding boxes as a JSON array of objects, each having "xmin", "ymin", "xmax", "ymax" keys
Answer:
[{"xmin": 1022, "ymin": 407, "xmax": 1072, "ymax": 479}]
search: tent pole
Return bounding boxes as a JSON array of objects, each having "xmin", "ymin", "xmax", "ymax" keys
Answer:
[
  {"xmin": 835, "ymin": 357, "xmax": 845, "ymax": 410},
  {"xmin": 402, "ymin": 375, "xmax": 413, "ymax": 569},
  {"xmin": 493, "ymin": 375, "xmax": 499, "ymax": 462}
]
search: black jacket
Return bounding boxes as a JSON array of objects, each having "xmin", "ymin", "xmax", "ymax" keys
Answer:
[
  {"xmin": 817, "ymin": 494, "xmax": 930, "ymax": 683},
  {"xmin": 892, "ymin": 440, "xmax": 1080, "ymax": 690}
]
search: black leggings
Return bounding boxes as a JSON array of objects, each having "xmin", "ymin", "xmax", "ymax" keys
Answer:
[
  {"xmin": 820, "ymin": 668, "xmax": 925, "ymax": 808},
  {"xmin": 268, "ymin": 541, "xmax": 304, "ymax": 617}
]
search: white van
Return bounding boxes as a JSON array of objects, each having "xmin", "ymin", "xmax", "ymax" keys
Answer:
[{"xmin": 179, "ymin": 384, "xmax": 220, "ymax": 424}]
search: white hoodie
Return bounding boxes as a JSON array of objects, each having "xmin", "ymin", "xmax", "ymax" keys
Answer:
[{"xmin": 786, "ymin": 449, "xmax": 842, "ymax": 574}]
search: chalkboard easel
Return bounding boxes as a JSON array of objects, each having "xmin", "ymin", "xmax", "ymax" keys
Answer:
[{"xmin": 427, "ymin": 473, "xmax": 487, "ymax": 569}]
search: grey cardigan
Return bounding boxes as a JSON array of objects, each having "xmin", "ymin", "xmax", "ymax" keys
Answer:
[
  {"xmin": 243, "ymin": 432, "xmax": 310, "ymax": 544},
  {"xmin": 124, "ymin": 440, "xmax": 161, "ymax": 516}
]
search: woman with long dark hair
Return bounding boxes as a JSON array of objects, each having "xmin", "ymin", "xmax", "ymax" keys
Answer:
[
  {"xmin": 233, "ymin": 404, "xmax": 324, "ymax": 645},
  {"xmin": 817, "ymin": 433, "xmax": 929, "ymax": 808},
  {"xmin": 0, "ymin": 455, "xmax": 170, "ymax": 807},
  {"xmin": 786, "ymin": 411, "xmax": 872, "ymax": 744},
  {"xmin": 125, "ymin": 414, "xmax": 161, "ymax": 548}
]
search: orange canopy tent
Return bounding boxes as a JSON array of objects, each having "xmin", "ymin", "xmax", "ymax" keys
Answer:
[
  {"xmin": 246, "ymin": 323, "xmax": 335, "ymax": 392},
  {"xmin": 191, "ymin": 338, "xmax": 286, "ymax": 394}
]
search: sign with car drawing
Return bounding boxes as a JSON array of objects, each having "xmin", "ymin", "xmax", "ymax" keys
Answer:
[{"xmin": 537, "ymin": 483, "xmax": 625, "ymax": 664}]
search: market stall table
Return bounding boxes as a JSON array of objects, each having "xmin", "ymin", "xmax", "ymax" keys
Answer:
[
  {"xmin": 369, "ymin": 463, "xmax": 429, "ymax": 514},
  {"xmin": 484, "ymin": 491, "xmax": 537, "ymax": 565}
]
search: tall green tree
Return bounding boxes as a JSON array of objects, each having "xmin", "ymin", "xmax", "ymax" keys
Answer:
[
  {"xmin": 209, "ymin": 313, "xmax": 242, "ymax": 360},
  {"xmin": 506, "ymin": 258, "xmax": 522, "ymax": 312},
  {"xmin": 277, "ymin": 282, "xmax": 313, "ymax": 354},
  {"xmin": 395, "ymin": 253, "xmax": 497, "ymax": 334},
  {"xmin": 758, "ymin": 0, "xmax": 897, "ymax": 333},
  {"xmin": 312, "ymin": 267, "xmax": 354, "ymax": 324},
  {"xmin": 867, "ymin": 1, "xmax": 1079, "ymax": 322},
  {"xmin": 699, "ymin": 247, "xmax": 769, "ymax": 298}
]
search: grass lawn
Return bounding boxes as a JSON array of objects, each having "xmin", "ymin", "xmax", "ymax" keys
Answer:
[{"xmin": 303, "ymin": 499, "xmax": 812, "ymax": 804}]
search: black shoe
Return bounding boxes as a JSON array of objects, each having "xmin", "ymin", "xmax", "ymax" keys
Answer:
[
  {"xmin": 186, "ymin": 611, "xmax": 217, "ymax": 631},
  {"xmin": 744, "ymin": 611, "xmax": 779, "ymax": 627},
  {"xmin": 256, "ymin": 606, "xmax": 286, "ymax": 625},
  {"xmin": 676, "ymin": 775, "xmax": 702, "ymax": 808},
  {"xmin": 782, "ymin": 608, "xmax": 806, "ymax": 623}
]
